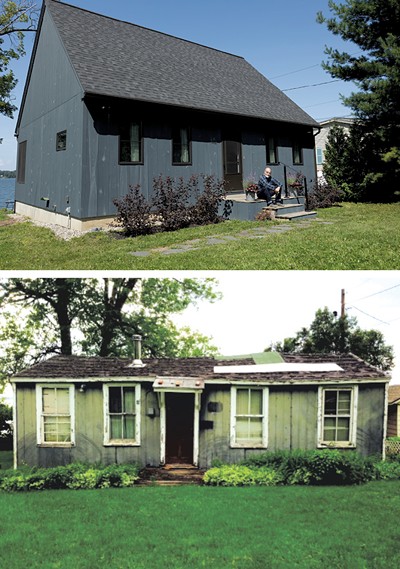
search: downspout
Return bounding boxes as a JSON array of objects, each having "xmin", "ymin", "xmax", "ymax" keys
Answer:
[{"xmin": 12, "ymin": 382, "xmax": 17, "ymax": 469}]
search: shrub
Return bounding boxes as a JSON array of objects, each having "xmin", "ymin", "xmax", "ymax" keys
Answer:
[
  {"xmin": 0, "ymin": 463, "xmax": 140, "ymax": 492},
  {"xmin": 152, "ymin": 175, "xmax": 192, "ymax": 232},
  {"xmin": 240, "ymin": 449, "xmax": 375, "ymax": 486},
  {"xmin": 374, "ymin": 461, "xmax": 400, "ymax": 480},
  {"xmin": 203, "ymin": 464, "xmax": 283, "ymax": 487},
  {"xmin": 114, "ymin": 174, "xmax": 230, "ymax": 236},
  {"xmin": 307, "ymin": 179, "xmax": 343, "ymax": 210},
  {"xmin": 113, "ymin": 184, "xmax": 155, "ymax": 237}
]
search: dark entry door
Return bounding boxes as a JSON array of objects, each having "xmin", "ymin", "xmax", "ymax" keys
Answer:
[
  {"xmin": 223, "ymin": 133, "xmax": 243, "ymax": 192},
  {"xmin": 166, "ymin": 393, "xmax": 194, "ymax": 464}
]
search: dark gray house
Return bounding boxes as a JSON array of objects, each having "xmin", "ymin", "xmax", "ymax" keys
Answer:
[
  {"xmin": 15, "ymin": 0, "xmax": 319, "ymax": 230},
  {"xmin": 12, "ymin": 350, "xmax": 389, "ymax": 469}
]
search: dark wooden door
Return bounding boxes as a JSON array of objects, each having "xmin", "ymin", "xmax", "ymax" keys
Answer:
[
  {"xmin": 223, "ymin": 134, "xmax": 243, "ymax": 192},
  {"xmin": 166, "ymin": 393, "xmax": 194, "ymax": 464}
]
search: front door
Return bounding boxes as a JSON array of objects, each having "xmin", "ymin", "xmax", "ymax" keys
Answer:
[
  {"xmin": 223, "ymin": 134, "xmax": 243, "ymax": 192},
  {"xmin": 165, "ymin": 393, "xmax": 194, "ymax": 464}
]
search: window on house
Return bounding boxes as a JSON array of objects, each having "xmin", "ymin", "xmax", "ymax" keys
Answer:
[
  {"xmin": 104, "ymin": 384, "xmax": 141, "ymax": 445},
  {"xmin": 17, "ymin": 140, "xmax": 27, "ymax": 184},
  {"xmin": 231, "ymin": 387, "xmax": 268, "ymax": 447},
  {"xmin": 318, "ymin": 387, "xmax": 358, "ymax": 447},
  {"xmin": 292, "ymin": 141, "xmax": 303, "ymax": 165},
  {"xmin": 172, "ymin": 127, "xmax": 191, "ymax": 164},
  {"xmin": 119, "ymin": 122, "xmax": 143, "ymax": 163},
  {"xmin": 36, "ymin": 385, "xmax": 74, "ymax": 446},
  {"xmin": 56, "ymin": 130, "xmax": 67, "ymax": 151},
  {"xmin": 316, "ymin": 147, "xmax": 324, "ymax": 165},
  {"xmin": 266, "ymin": 136, "xmax": 278, "ymax": 164}
]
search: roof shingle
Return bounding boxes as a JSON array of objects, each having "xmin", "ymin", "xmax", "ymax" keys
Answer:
[
  {"xmin": 13, "ymin": 353, "xmax": 388, "ymax": 384},
  {"xmin": 46, "ymin": 0, "xmax": 318, "ymax": 126}
]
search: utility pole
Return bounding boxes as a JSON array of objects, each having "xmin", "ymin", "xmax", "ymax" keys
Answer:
[{"xmin": 341, "ymin": 289, "xmax": 345, "ymax": 318}]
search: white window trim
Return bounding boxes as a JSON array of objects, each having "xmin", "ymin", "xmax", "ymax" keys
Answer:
[
  {"xmin": 230, "ymin": 386, "xmax": 269, "ymax": 448},
  {"xmin": 103, "ymin": 383, "xmax": 141, "ymax": 446},
  {"xmin": 36, "ymin": 384, "xmax": 75, "ymax": 447},
  {"xmin": 317, "ymin": 386, "xmax": 358, "ymax": 448}
]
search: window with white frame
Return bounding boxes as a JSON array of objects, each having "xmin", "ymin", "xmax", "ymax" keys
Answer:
[
  {"xmin": 316, "ymin": 147, "xmax": 324, "ymax": 165},
  {"xmin": 231, "ymin": 386, "xmax": 268, "ymax": 447},
  {"xmin": 104, "ymin": 384, "xmax": 141, "ymax": 445},
  {"xmin": 318, "ymin": 386, "xmax": 358, "ymax": 447},
  {"xmin": 36, "ymin": 385, "xmax": 75, "ymax": 446}
]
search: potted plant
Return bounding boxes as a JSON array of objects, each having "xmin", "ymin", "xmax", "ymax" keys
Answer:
[
  {"xmin": 286, "ymin": 171, "xmax": 305, "ymax": 195},
  {"xmin": 243, "ymin": 177, "xmax": 259, "ymax": 201}
]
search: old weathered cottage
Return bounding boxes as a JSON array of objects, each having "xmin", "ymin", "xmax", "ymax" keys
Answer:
[
  {"xmin": 15, "ymin": 0, "xmax": 319, "ymax": 230},
  {"xmin": 11, "ymin": 350, "xmax": 389, "ymax": 469},
  {"xmin": 387, "ymin": 385, "xmax": 400, "ymax": 437}
]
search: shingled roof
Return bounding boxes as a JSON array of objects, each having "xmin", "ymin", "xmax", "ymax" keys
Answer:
[
  {"xmin": 13, "ymin": 352, "xmax": 388, "ymax": 384},
  {"xmin": 42, "ymin": 0, "xmax": 318, "ymax": 126}
]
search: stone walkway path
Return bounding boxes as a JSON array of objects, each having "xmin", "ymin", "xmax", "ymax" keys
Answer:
[{"xmin": 129, "ymin": 219, "xmax": 333, "ymax": 257}]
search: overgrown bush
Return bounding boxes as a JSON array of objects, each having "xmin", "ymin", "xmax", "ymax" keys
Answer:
[
  {"xmin": 307, "ymin": 179, "xmax": 343, "ymax": 210},
  {"xmin": 203, "ymin": 464, "xmax": 284, "ymax": 487},
  {"xmin": 374, "ymin": 461, "xmax": 400, "ymax": 480},
  {"xmin": 206, "ymin": 450, "xmax": 376, "ymax": 486},
  {"xmin": 113, "ymin": 174, "xmax": 231, "ymax": 236},
  {"xmin": 0, "ymin": 463, "xmax": 140, "ymax": 492}
]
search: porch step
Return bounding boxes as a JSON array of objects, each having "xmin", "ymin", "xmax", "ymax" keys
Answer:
[
  {"xmin": 223, "ymin": 193, "xmax": 315, "ymax": 222},
  {"xmin": 263, "ymin": 207, "xmax": 317, "ymax": 221},
  {"xmin": 137, "ymin": 465, "xmax": 206, "ymax": 486}
]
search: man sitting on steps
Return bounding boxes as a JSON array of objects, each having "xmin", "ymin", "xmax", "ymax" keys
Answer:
[{"xmin": 257, "ymin": 167, "xmax": 284, "ymax": 206}]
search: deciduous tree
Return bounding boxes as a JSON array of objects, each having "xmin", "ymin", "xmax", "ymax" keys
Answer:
[
  {"xmin": 0, "ymin": 0, "xmax": 38, "ymax": 118},
  {"xmin": 273, "ymin": 307, "xmax": 393, "ymax": 371}
]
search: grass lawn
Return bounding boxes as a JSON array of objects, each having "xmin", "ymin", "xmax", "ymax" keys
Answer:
[
  {"xmin": 1, "ymin": 482, "xmax": 400, "ymax": 568},
  {"xmin": 1, "ymin": 202, "xmax": 399, "ymax": 269}
]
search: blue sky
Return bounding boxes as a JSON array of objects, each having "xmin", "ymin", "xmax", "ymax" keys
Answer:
[{"xmin": 1, "ymin": 0, "xmax": 359, "ymax": 170}]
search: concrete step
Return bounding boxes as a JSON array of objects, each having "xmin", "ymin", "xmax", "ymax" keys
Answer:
[{"xmin": 276, "ymin": 210, "xmax": 317, "ymax": 221}]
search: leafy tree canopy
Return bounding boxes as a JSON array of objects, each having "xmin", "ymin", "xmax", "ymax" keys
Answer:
[
  {"xmin": 0, "ymin": 277, "xmax": 221, "ymax": 390},
  {"xmin": 273, "ymin": 307, "xmax": 394, "ymax": 371},
  {"xmin": 0, "ymin": 0, "xmax": 38, "ymax": 118},
  {"xmin": 317, "ymin": 0, "xmax": 400, "ymax": 200}
]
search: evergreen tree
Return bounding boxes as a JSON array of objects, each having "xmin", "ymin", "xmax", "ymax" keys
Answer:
[{"xmin": 318, "ymin": 0, "xmax": 400, "ymax": 200}]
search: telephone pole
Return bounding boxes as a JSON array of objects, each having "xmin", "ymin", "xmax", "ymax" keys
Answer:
[{"xmin": 341, "ymin": 289, "xmax": 345, "ymax": 318}]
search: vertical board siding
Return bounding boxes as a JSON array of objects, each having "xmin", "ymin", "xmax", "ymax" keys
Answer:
[
  {"xmin": 356, "ymin": 385, "xmax": 385, "ymax": 455},
  {"xmin": 15, "ymin": 11, "xmax": 84, "ymax": 218}
]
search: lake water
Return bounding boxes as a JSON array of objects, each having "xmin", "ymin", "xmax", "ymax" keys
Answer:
[{"xmin": 0, "ymin": 178, "xmax": 16, "ymax": 209}]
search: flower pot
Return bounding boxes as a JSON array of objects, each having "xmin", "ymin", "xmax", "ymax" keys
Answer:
[{"xmin": 245, "ymin": 191, "xmax": 257, "ymax": 202}]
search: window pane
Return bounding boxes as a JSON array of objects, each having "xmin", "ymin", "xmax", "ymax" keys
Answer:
[
  {"xmin": 323, "ymin": 417, "xmax": 336, "ymax": 441},
  {"xmin": 173, "ymin": 127, "xmax": 190, "ymax": 163},
  {"xmin": 250, "ymin": 390, "xmax": 262, "ymax": 415},
  {"xmin": 324, "ymin": 391, "xmax": 337, "ymax": 415},
  {"xmin": 124, "ymin": 415, "xmax": 136, "ymax": 439},
  {"xmin": 120, "ymin": 122, "xmax": 141, "ymax": 162},
  {"xmin": 109, "ymin": 387, "xmax": 122, "ymax": 413},
  {"xmin": 267, "ymin": 137, "xmax": 276, "ymax": 163},
  {"xmin": 110, "ymin": 415, "xmax": 123, "ymax": 439},
  {"xmin": 56, "ymin": 130, "xmax": 67, "ymax": 151},
  {"xmin": 17, "ymin": 141, "xmax": 27, "ymax": 184},
  {"xmin": 248, "ymin": 417, "xmax": 263, "ymax": 441},
  {"xmin": 236, "ymin": 389, "xmax": 249, "ymax": 414},
  {"xmin": 44, "ymin": 416, "xmax": 71, "ymax": 443},
  {"xmin": 337, "ymin": 418, "xmax": 350, "ymax": 441},
  {"xmin": 56, "ymin": 389, "xmax": 70, "ymax": 414},
  {"xmin": 42, "ymin": 388, "xmax": 56, "ymax": 414},
  {"xmin": 123, "ymin": 387, "xmax": 136, "ymax": 414},
  {"xmin": 236, "ymin": 417, "xmax": 248, "ymax": 440},
  {"xmin": 338, "ymin": 391, "xmax": 351, "ymax": 414}
]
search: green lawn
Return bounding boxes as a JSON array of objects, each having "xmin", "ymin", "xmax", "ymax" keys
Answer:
[
  {"xmin": 1, "ymin": 482, "xmax": 400, "ymax": 568},
  {"xmin": 1, "ymin": 202, "xmax": 400, "ymax": 269}
]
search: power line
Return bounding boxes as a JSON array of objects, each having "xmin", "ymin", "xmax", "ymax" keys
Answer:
[
  {"xmin": 270, "ymin": 63, "xmax": 321, "ymax": 80},
  {"xmin": 347, "ymin": 305, "xmax": 390, "ymax": 325},
  {"xmin": 352, "ymin": 283, "xmax": 400, "ymax": 303},
  {"xmin": 282, "ymin": 79, "xmax": 341, "ymax": 92}
]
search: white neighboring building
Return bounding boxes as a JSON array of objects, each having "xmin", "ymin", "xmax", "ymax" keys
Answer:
[{"xmin": 315, "ymin": 117, "xmax": 355, "ymax": 176}]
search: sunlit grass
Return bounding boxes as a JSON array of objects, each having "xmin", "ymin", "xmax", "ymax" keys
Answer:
[{"xmin": 1, "ymin": 203, "xmax": 399, "ymax": 270}]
